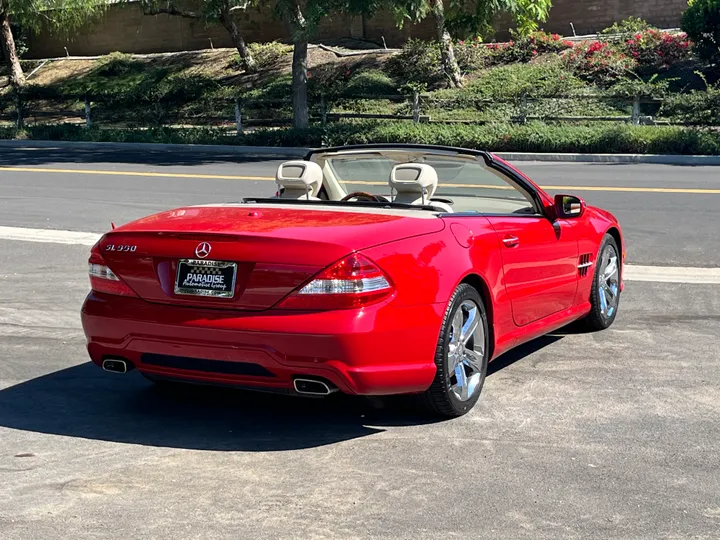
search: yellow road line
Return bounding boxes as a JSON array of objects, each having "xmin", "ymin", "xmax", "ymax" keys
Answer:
[
  {"xmin": 0, "ymin": 166, "xmax": 272, "ymax": 181},
  {"xmin": 1, "ymin": 166, "xmax": 719, "ymax": 194}
]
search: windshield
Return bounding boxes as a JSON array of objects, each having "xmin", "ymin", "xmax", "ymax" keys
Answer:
[{"xmin": 318, "ymin": 150, "xmax": 537, "ymax": 214}]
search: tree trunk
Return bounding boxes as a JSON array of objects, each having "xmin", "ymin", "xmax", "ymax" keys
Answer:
[
  {"xmin": 0, "ymin": 11, "xmax": 25, "ymax": 88},
  {"xmin": 291, "ymin": 37, "xmax": 309, "ymax": 129},
  {"xmin": 219, "ymin": 7, "xmax": 256, "ymax": 73},
  {"xmin": 283, "ymin": 4, "xmax": 309, "ymax": 129},
  {"xmin": 431, "ymin": 0, "xmax": 462, "ymax": 88}
]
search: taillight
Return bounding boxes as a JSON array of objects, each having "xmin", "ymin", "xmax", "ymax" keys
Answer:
[
  {"xmin": 88, "ymin": 244, "xmax": 138, "ymax": 297},
  {"xmin": 278, "ymin": 253, "xmax": 393, "ymax": 310}
]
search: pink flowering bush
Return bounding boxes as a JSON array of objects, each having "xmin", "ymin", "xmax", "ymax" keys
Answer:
[
  {"xmin": 485, "ymin": 31, "xmax": 574, "ymax": 64},
  {"xmin": 621, "ymin": 30, "xmax": 692, "ymax": 68},
  {"xmin": 563, "ymin": 40, "xmax": 637, "ymax": 85}
]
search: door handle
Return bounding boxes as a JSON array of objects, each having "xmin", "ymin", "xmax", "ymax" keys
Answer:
[{"xmin": 502, "ymin": 235, "xmax": 520, "ymax": 248}]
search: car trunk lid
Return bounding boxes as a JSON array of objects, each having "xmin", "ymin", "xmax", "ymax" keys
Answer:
[{"xmin": 98, "ymin": 205, "xmax": 444, "ymax": 310}]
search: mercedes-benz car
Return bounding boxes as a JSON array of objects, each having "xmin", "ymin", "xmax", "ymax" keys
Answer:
[{"xmin": 81, "ymin": 144, "xmax": 624, "ymax": 417}]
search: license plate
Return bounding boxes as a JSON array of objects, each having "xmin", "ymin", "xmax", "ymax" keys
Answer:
[{"xmin": 175, "ymin": 259, "xmax": 237, "ymax": 298}]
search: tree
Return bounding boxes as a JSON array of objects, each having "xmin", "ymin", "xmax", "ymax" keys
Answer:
[
  {"xmin": 682, "ymin": 0, "xmax": 720, "ymax": 63},
  {"xmin": 0, "ymin": 0, "xmax": 107, "ymax": 88},
  {"xmin": 391, "ymin": 0, "xmax": 553, "ymax": 88},
  {"xmin": 140, "ymin": 0, "xmax": 256, "ymax": 72},
  {"xmin": 270, "ymin": 0, "xmax": 361, "ymax": 128}
]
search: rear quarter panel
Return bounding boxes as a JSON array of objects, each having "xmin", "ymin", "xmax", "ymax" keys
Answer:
[{"xmin": 361, "ymin": 220, "xmax": 512, "ymax": 359}]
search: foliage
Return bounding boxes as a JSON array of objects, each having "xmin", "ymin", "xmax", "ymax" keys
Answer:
[
  {"xmin": 343, "ymin": 69, "xmax": 397, "ymax": 96},
  {"xmin": 621, "ymin": 30, "xmax": 692, "ymax": 68},
  {"xmin": 437, "ymin": 61, "xmax": 584, "ymax": 101},
  {"xmin": 2, "ymin": 0, "xmax": 107, "ymax": 33},
  {"xmin": 607, "ymin": 74, "xmax": 673, "ymax": 98},
  {"xmin": 453, "ymin": 38, "xmax": 491, "ymax": 72},
  {"xmin": 5, "ymin": 121, "xmax": 720, "ymax": 155},
  {"xmin": 384, "ymin": 39, "xmax": 444, "ymax": 87},
  {"xmin": 236, "ymin": 41, "xmax": 291, "ymax": 70},
  {"xmin": 682, "ymin": 0, "xmax": 720, "ymax": 63},
  {"xmin": 563, "ymin": 41, "xmax": 636, "ymax": 85},
  {"xmin": 600, "ymin": 16, "xmax": 655, "ymax": 37},
  {"xmin": 95, "ymin": 52, "xmax": 144, "ymax": 77},
  {"xmin": 486, "ymin": 31, "xmax": 574, "ymax": 64},
  {"xmin": 661, "ymin": 72, "xmax": 720, "ymax": 124},
  {"xmin": 308, "ymin": 63, "xmax": 353, "ymax": 99}
]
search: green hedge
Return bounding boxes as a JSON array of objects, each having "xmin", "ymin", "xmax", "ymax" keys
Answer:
[{"xmin": 3, "ymin": 122, "xmax": 720, "ymax": 155}]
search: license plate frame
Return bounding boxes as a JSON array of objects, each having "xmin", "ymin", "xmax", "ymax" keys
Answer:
[{"xmin": 174, "ymin": 259, "xmax": 237, "ymax": 298}]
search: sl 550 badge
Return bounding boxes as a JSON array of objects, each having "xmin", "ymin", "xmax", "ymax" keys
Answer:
[{"xmin": 105, "ymin": 245, "xmax": 137, "ymax": 252}]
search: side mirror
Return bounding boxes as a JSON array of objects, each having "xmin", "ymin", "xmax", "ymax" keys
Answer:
[{"xmin": 554, "ymin": 194, "xmax": 585, "ymax": 219}]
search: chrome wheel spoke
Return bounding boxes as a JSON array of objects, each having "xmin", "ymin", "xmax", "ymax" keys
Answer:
[
  {"xmin": 598, "ymin": 245, "xmax": 619, "ymax": 318},
  {"xmin": 460, "ymin": 306, "xmax": 479, "ymax": 346},
  {"xmin": 603, "ymin": 257, "xmax": 618, "ymax": 282},
  {"xmin": 463, "ymin": 347, "xmax": 483, "ymax": 373},
  {"xmin": 448, "ymin": 299, "xmax": 485, "ymax": 402},
  {"xmin": 598, "ymin": 286, "xmax": 608, "ymax": 314},
  {"xmin": 450, "ymin": 310, "xmax": 463, "ymax": 344},
  {"xmin": 603, "ymin": 282, "xmax": 615, "ymax": 299},
  {"xmin": 454, "ymin": 363, "xmax": 469, "ymax": 401}
]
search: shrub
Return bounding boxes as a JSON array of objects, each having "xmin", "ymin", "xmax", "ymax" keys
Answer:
[
  {"xmin": 563, "ymin": 41, "xmax": 636, "ymax": 85},
  {"xmin": 661, "ymin": 73, "xmax": 720, "ymax": 124},
  {"xmin": 607, "ymin": 74, "xmax": 673, "ymax": 98},
  {"xmin": 443, "ymin": 61, "xmax": 584, "ymax": 101},
  {"xmin": 4, "ymin": 122, "xmax": 719, "ymax": 155},
  {"xmin": 682, "ymin": 0, "xmax": 720, "ymax": 63},
  {"xmin": 454, "ymin": 39, "xmax": 491, "ymax": 72},
  {"xmin": 308, "ymin": 64, "xmax": 353, "ymax": 100},
  {"xmin": 600, "ymin": 17, "xmax": 655, "ymax": 37},
  {"xmin": 238, "ymin": 41, "xmax": 292, "ymax": 70},
  {"xmin": 622, "ymin": 30, "xmax": 692, "ymax": 68},
  {"xmin": 384, "ymin": 40, "xmax": 444, "ymax": 87},
  {"xmin": 96, "ymin": 52, "xmax": 143, "ymax": 77},
  {"xmin": 343, "ymin": 69, "xmax": 397, "ymax": 96},
  {"xmin": 487, "ymin": 31, "xmax": 574, "ymax": 64}
]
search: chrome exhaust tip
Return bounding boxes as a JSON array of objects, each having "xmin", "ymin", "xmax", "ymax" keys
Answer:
[
  {"xmin": 102, "ymin": 358, "xmax": 132, "ymax": 374},
  {"xmin": 293, "ymin": 378, "xmax": 335, "ymax": 396}
]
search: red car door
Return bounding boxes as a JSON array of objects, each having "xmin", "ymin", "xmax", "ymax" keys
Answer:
[{"xmin": 486, "ymin": 216, "xmax": 579, "ymax": 327}]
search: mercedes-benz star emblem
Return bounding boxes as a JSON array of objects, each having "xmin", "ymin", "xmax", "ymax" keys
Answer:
[{"xmin": 195, "ymin": 242, "xmax": 211, "ymax": 259}]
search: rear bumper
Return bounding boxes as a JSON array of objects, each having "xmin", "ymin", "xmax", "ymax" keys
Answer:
[{"xmin": 81, "ymin": 292, "xmax": 443, "ymax": 395}]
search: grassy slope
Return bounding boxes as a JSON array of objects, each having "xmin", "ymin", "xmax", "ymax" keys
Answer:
[
  {"xmin": 1, "ymin": 42, "xmax": 719, "ymax": 153},
  {"xmin": 2, "ymin": 46, "xmax": 659, "ymax": 124}
]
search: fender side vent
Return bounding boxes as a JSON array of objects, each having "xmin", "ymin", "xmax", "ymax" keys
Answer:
[{"xmin": 578, "ymin": 254, "xmax": 593, "ymax": 277}]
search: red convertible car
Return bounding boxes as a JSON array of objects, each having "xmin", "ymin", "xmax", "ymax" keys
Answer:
[{"xmin": 81, "ymin": 144, "xmax": 624, "ymax": 417}]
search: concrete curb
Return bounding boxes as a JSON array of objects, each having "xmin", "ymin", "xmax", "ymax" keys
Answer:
[{"xmin": 2, "ymin": 140, "xmax": 720, "ymax": 165}]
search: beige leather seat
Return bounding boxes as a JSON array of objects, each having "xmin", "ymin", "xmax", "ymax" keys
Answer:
[
  {"xmin": 389, "ymin": 163, "xmax": 452, "ymax": 212},
  {"xmin": 275, "ymin": 161, "xmax": 323, "ymax": 200}
]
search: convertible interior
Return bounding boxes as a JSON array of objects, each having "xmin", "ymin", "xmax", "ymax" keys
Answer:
[{"xmin": 271, "ymin": 149, "xmax": 538, "ymax": 215}]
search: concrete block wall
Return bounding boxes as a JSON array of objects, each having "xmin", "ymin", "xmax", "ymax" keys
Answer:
[{"xmin": 25, "ymin": 0, "xmax": 691, "ymax": 59}]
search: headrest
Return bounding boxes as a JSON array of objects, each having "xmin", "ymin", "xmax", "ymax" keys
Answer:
[
  {"xmin": 276, "ymin": 161, "xmax": 323, "ymax": 197},
  {"xmin": 389, "ymin": 163, "xmax": 438, "ymax": 202}
]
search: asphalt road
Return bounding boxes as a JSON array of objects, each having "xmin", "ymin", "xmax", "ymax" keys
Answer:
[
  {"xmin": 1, "ymin": 146, "xmax": 719, "ymax": 266},
  {"xmin": 1, "ymin": 145, "xmax": 719, "ymax": 539}
]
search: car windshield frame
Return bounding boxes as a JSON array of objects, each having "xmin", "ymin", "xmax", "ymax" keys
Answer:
[{"xmin": 305, "ymin": 144, "xmax": 546, "ymax": 216}]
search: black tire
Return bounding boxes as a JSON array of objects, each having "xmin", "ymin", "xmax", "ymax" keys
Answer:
[
  {"xmin": 422, "ymin": 283, "xmax": 489, "ymax": 418},
  {"xmin": 583, "ymin": 234, "xmax": 621, "ymax": 331}
]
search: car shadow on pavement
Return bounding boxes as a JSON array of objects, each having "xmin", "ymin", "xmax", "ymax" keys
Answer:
[
  {"xmin": 487, "ymin": 334, "xmax": 563, "ymax": 376},
  {"xmin": 0, "ymin": 336, "xmax": 560, "ymax": 451},
  {"xmin": 0, "ymin": 362, "xmax": 439, "ymax": 451}
]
